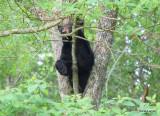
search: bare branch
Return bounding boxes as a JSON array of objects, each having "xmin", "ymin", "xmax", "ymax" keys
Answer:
[
  {"xmin": 0, "ymin": 18, "xmax": 64, "ymax": 37},
  {"xmin": 0, "ymin": 56, "xmax": 17, "ymax": 58}
]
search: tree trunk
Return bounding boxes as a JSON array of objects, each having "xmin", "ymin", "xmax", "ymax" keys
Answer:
[
  {"xmin": 83, "ymin": 7, "xmax": 118, "ymax": 110},
  {"xmin": 27, "ymin": 4, "xmax": 72, "ymax": 100},
  {"xmin": 50, "ymin": 27, "xmax": 71, "ymax": 99}
]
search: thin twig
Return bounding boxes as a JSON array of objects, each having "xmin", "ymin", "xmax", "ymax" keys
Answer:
[
  {"xmin": 0, "ymin": 56, "xmax": 17, "ymax": 58},
  {"xmin": 105, "ymin": 47, "xmax": 125, "ymax": 98},
  {"xmin": 11, "ymin": 43, "xmax": 47, "ymax": 88}
]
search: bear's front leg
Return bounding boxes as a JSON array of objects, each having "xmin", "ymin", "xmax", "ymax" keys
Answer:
[{"xmin": 55, "ymin": 60, "xmax": 68, "ymax": 76}]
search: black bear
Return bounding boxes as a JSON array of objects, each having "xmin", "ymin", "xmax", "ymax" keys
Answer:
[{"xmin": 55, "ymin": 23, "xmax": 94, "ymax": 93}]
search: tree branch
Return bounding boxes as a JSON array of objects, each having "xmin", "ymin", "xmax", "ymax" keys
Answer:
[
  {"xmin": 83, "ymin": 6, "xmax": 119, "ymax": 109},
  {"xmin": 0, "ymin": 18, "xmax": 63, "ymax": 37},
  {"xmin": 72, "ymin": 18, "xmax": 79, "ymax": 94}
]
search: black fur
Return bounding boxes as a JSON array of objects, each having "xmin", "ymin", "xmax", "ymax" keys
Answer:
[{"xmin": 55, "ymin": 24, "xmax": 94, "ymax": 92}]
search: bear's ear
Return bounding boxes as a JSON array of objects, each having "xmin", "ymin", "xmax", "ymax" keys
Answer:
[{"xmin": 58, "ymin": 25, "xmax": 63, "ymax": 33}]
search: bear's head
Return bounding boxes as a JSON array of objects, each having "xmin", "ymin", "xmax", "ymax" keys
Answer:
[{"xmin": 58, "ymin": 24, "xmax": 72, "ymax": 41}]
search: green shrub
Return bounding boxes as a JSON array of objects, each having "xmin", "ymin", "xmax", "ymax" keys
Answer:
[{"xmin": 0, "ymin": 77, "xmax": 160, "ymax": 116}]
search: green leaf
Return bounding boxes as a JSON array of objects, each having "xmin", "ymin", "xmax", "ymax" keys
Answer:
[
  {"xmin": 32, "ymin": 76, "xmax": 37, "ymax": 80},
  {"xmin": 27, "ymin": 84, "xmax": 38, "ymax": 93},
  {"xmin": 38, "ymin": 113, "xmax": 50, "ymax": 116},
  {"xmin": 127, "ymin": 3, "xmax": 136, "ymax": 7},
  {"xmin": 132, "ymin": 99, "xmax": 141, "ymax": 105},
  {"xmin": 152, "ymin": 94, "xmax": 156, "ymax": 100},
  {"xmin": 122, "ymin": 101, "xmax": 135, "ymax": 106},
  {"xmin": 42, "ymin": 90, "xmax": 49, "ymax": 95},
  {"xmin": 40, "ymin": 83, "xmax": 47, "ymax": 91},
  {"xmin": 127, "ymin": 111, "xmax": 143, "ymax": 116},
  {"xmin": 0, "ymin": 104, "xmax": 5, "ymax": 109},
  {"xmin": 122, "ymin": 108, "xmax": 127, "ymax": 113},
  {"xmin": 146, "ymin": 97, "xmax": 151, "ymax": 101},
  {"xmin": 112, "ymin": 107, "xmax": 121, "ymax": 114}
]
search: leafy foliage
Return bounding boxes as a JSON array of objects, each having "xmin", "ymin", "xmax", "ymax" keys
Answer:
[
  {"xmin": 0, "ymin": 0, "xmax": 160, "ymax": 114},
  {"xmin": 0, "ymin": 78, "xmax": 160, "ymax": 115}
]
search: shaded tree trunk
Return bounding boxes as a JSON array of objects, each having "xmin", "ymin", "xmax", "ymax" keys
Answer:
[
  {"xmin": 27, "ymin": 4, "xmax": 72, "ymax": 100},
  {"xmin": 83, "ymin": 7, "xmax": 118, "ymax": 109}
]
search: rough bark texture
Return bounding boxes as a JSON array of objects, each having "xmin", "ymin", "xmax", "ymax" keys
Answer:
[
  {"xmin": 83, "ymin": 7, "xmax": 118, "ymax": 109},
  {"xmin": 27, "ymin": 4, "xmax": 71, "ymax": 100},
  {"xmin": 50, "ymin": 27, "xmax": 71, "ymax": 99},
  {"xmin": 49, "ymin": 12, "xmax": 72, "ymax": 99}
]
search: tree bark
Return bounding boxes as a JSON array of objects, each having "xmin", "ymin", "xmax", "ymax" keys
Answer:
[
  {"xmin": 27, "ymin": 4, "xmax": 71, "ymax": 100},
  {"xmin": 83, "ymin": 6, "xmax": 118, "ymax": 110}
]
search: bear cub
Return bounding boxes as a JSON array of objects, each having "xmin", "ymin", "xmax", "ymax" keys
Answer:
[{"xmin": 55, "ymin": 23, "xmax": 94, "ymax": 93}]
